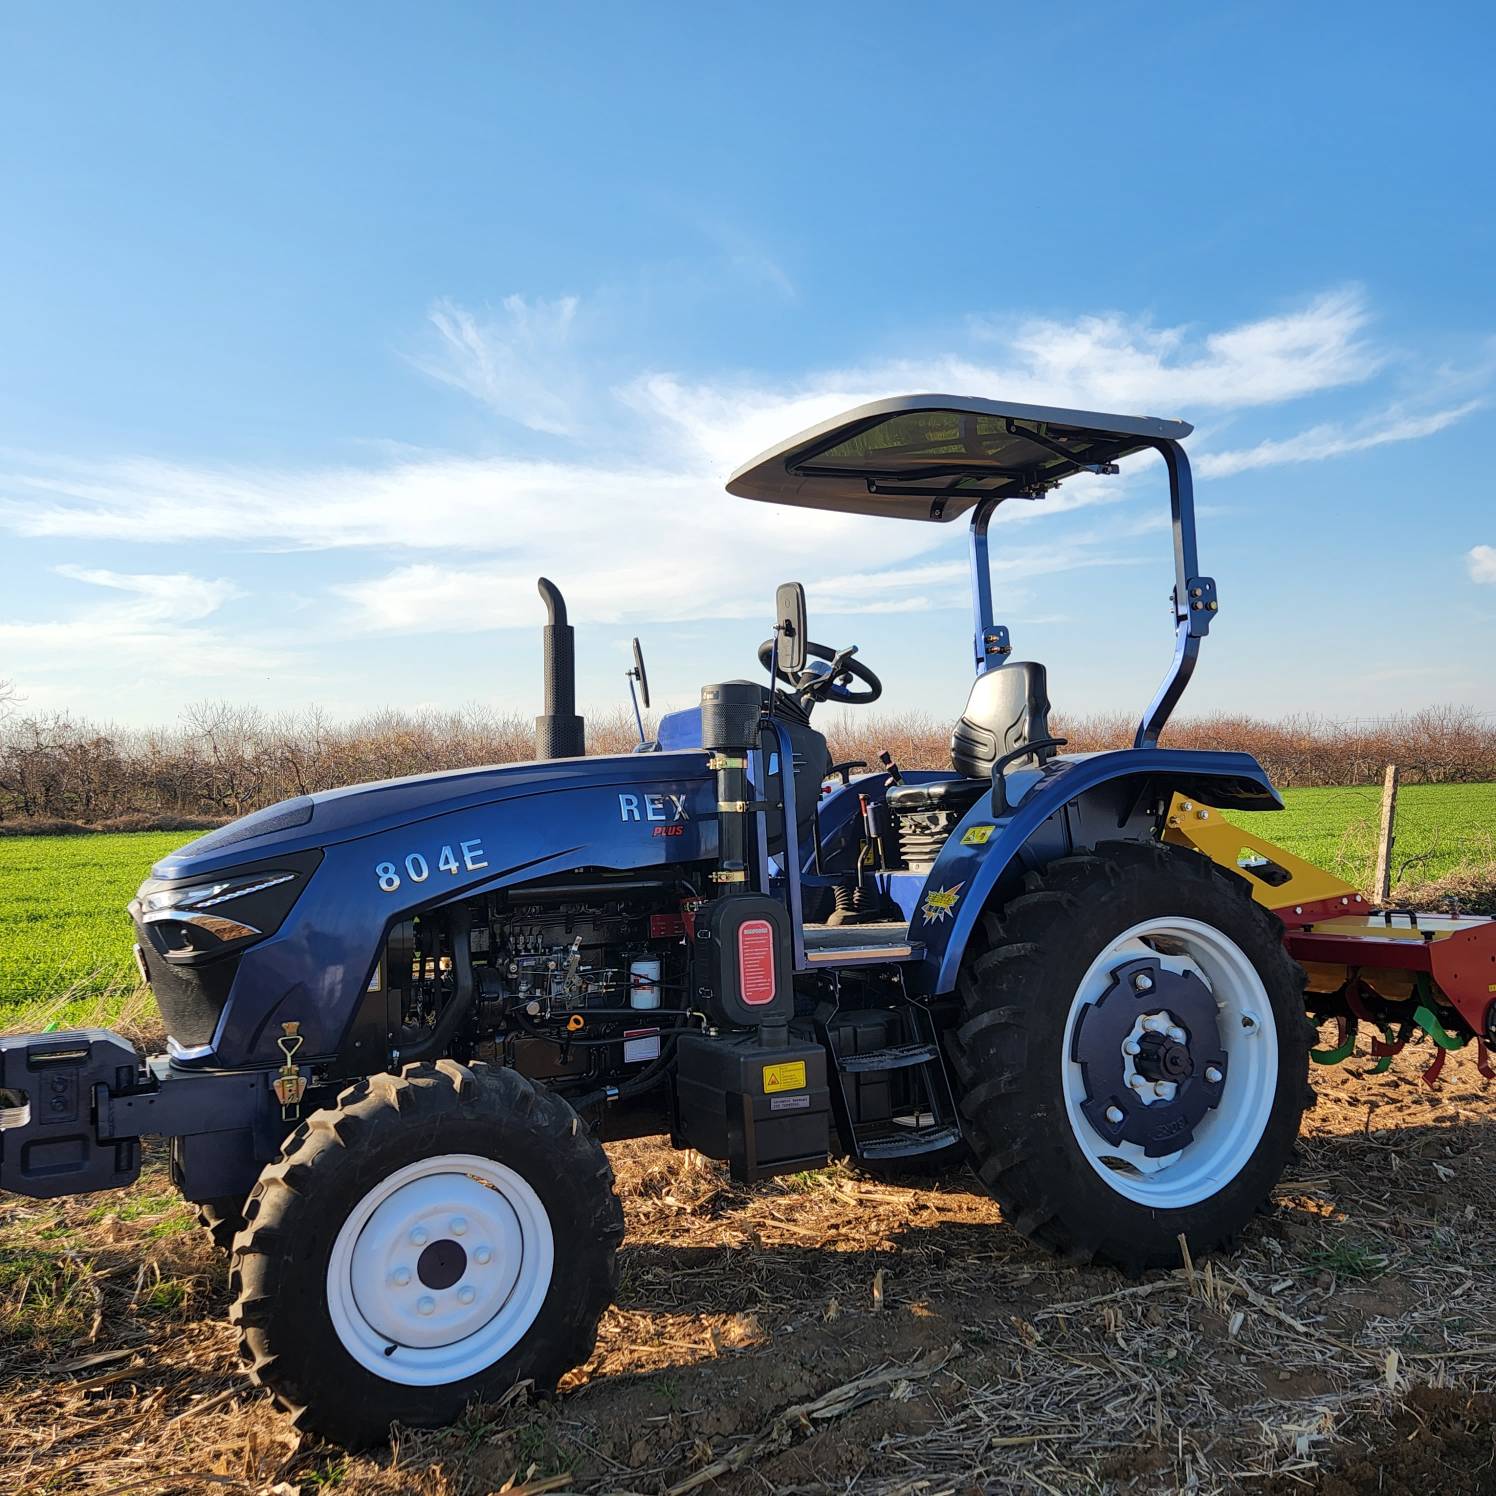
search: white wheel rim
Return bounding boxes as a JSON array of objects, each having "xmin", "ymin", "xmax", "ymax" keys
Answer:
[
  {"xmin": 326, "ymin": 1153, "xmax": 554, "ymax": 1386},
  {"xmin": 1060, "ymin": 917, "xmax": 1278, "ymax": 1209}
]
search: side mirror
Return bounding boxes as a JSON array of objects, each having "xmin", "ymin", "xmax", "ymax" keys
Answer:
[
  {"xmin": 629, "ymin": 637, "xmax": 650, "ymax": 709},
  {"xmin": 775, "ymin": 582, "xmax": 808, "ymax": 676}
]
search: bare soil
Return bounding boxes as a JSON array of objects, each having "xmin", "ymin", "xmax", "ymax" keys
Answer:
[{"xmin": 2, "ymin": 1055, "xmax": 1494, "ymax": 1495}]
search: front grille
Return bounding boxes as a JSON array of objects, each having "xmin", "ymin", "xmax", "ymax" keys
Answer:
[{"xmin": 135, "ymin": 934, "xmax": 240, "ymax": 1049}]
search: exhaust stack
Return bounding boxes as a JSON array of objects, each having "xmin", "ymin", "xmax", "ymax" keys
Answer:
[{"xmin": 535, "ymin": 577, "xmax": 585, "ymax": 759}]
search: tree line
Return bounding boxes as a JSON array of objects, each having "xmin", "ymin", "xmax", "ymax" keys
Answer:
[{"xmin": 0, "ymin": 696, "xmax": 1492, "ymax": 831}]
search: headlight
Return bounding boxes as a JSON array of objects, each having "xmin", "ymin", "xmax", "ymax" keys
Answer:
[
  {"xmin": 130, "ymin": 853, "xmax": 319, "ymax": 963},
  {"xmin": 136, "ymin": 871, "xmax": 297, "ymax": 916}
]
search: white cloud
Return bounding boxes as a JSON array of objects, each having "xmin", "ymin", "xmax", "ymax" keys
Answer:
[
  {"xmin": 1468, "ymin": 544, "xmax": 1496, "ymax": 583},
  {"xmin": 968, "ymin": 289, "xmax": 1377, "ymax": 411},
  {"xmin": 1197, "ymin": 402, "xmax": 1480, "ymax": 478},
  {"xmin": 53, "ymin": 564, "xmax": 239, "ymax": 622},
  {"xmin": 622, "ymin": 291, "xmax": 1380, "ymax": 478},
  {"xmin": 411, "ymin": 295, "xmax": 585, "ymax": 435},
  {"xmin": 0, "ymin": 288, "xmax": 1473, "ymax": 649},
  {"xmin": 0, "ymin": 566, "xmax": 277, "ymax": 687}
]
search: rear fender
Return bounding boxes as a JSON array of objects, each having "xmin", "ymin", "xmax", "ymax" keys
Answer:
[{"xmin": 914, "ymin": 749, "xmax": 1280, "ymax": 993}]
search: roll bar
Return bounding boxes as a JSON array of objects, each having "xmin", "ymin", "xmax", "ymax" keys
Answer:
[{"xmin": 966, "ymin": 438, "xmax": 1215, "ymax": 749}]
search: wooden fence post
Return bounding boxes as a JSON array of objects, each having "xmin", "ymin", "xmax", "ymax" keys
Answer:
[{"xmin": 1374, "ymin": 763, "xmax": 1399, "ymax": 906}]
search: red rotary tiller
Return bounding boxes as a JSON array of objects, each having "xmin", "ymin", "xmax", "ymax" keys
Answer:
[{"xmin": 1163, "ymin": 794, "xmax": 1496, "ymax": 1086}]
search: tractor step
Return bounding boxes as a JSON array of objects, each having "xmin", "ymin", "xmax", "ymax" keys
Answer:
[
  {"xmin": 818, "ymin": 1003, "xmax": 963, "ymax": 1166},
  {"xmin": 802, "ymin": 922, "xmax": 924, "ymax": 968},
  {"xmin": 854, "ymin": 1122, "xmax": 963, "ymax": 1159},
  {"xmin": 837, "ymin": 1042, "xmax": 939, "ymax": 1073}
]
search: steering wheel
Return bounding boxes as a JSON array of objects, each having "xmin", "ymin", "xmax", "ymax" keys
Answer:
[{"xmin": 757, "ymin": 638, "xmax": 883, "ymax": 705}]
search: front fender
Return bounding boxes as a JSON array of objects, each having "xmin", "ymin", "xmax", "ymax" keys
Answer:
[{"xmin": 915, "ymin": 748, "xmax": 1279, "ymax": 994}]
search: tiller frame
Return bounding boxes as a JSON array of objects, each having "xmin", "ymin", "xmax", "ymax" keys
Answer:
[{"xmin": 1163, "ymin": 794, "xmax": 1496, "ymax": 1085}]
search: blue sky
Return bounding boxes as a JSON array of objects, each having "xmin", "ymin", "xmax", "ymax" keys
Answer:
[{"xmin": 1, "ymin": 2, "xmax": 1492, "ymax": 731}]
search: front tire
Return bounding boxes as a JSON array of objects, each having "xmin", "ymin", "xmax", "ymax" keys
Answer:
[
  {"xmin": 952, "ymin": 840, "xmax": 1311, "ymax": 1272},
  {"xmin": 229, "ymin": 1059, "xmax": 622, "ymax": 1447},
  {"xmin": 194, "ymin": 1196, "xmax": 244, "ymax": 1253}
]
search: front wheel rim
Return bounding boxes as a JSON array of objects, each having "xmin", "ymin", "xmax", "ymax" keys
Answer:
[
  {"xmin": 1060, "ymin": 917, "xmax": 1278, "ymax": 1209},
  {"xmin": 326, "ymin": 1153, "xmax": 554, "ymax": 1386}
]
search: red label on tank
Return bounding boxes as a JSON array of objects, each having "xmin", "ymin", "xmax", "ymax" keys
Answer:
[{"xmin": 737, "ymin": 919, "xmax": 777, "ymax": 1006}]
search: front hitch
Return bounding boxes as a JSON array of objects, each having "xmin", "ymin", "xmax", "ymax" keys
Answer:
[{"xmin": 1, "ymin": 1027, "xmax": 305, "ymax": 1203}]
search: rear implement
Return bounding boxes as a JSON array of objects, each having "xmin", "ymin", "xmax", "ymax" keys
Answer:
[{"xmin": 1163, "ymin": 793, "xmax": 1496, "ymax": 1083}]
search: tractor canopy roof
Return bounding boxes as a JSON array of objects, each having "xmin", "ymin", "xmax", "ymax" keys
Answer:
[{"xmin": 725, "ymin": 395, "xmax": 1192, "ymax": 523}]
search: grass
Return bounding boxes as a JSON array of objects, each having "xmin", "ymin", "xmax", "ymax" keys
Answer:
[
  {"xmin": 0, "ymin": 830, "xmax": 191, "ymax": 1027},
  {"xmin": 1225, "ymin": 782, "xmax": 1496, "ymax": 889},
  {"xmin": 0, "ymin": 785, "xmax": 1489, "ymax": 1031}
]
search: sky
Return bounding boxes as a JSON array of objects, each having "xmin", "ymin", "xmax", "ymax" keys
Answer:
[{"xmin": 1, "ymin": 2, "xmax": 1493, "ymax": 733}]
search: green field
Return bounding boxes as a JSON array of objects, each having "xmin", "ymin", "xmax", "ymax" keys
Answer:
[
  {"xmin": 0, "ymin": 830, "xmax": 193, "ymax": 1029},
  {"xmin": 1224, "ymin": 782, "xmax": 1496, "ymax": 889},
  {"xmin": 0, "ymin": 783, "xmax": 1492, "ymax": 1031}
]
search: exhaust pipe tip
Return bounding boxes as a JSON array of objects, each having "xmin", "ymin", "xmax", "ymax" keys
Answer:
[
  {"xmin": 536, "ymin": 576, "xmax": 568, "ymax": 628},
  {"xmin": 535, "ymin": 577, "xmax": 585, "ymax": 759}
]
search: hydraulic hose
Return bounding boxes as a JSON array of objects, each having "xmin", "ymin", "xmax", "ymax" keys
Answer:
[
  {"xmin": 395, "ymin": 904, "xmax": 475, "ymax": 1066},
  {"xmin": 565, "ymin": 1019, "xmax": 696, "ymax": 1114}
]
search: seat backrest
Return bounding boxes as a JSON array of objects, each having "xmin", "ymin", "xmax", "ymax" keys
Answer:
[{"xmin": 950, "ymin": 662, "xmax": 1052, "ymax": 779}]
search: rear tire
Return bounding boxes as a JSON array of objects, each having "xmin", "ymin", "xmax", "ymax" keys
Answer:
[
  {"xmin": 229, "ymin": 1059, "xmax": 622, "ymax": 1447},
  {"xmin": 951, "ymin": 840, "xmax": 1311, "ymax": 1272}
]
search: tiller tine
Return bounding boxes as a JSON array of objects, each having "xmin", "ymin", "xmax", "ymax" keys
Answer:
[
  {"xmin": 1310, "ymin": 1015, "xmax": 1357, "ymax": 1067},
  {"xmin": 1421, "ymin": 1047, "xmax": 1448, "ymax": 1088},
  {"xmin": 1477, "ymin": 1041, "xmax": 1495, "ymax": 1082},
  {"xmin": 1369, "ymin": 1025, "xmax": 1400, "ymax": 1075}
]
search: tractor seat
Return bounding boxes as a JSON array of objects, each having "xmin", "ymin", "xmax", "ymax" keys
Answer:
[
  {"xmin": 885, "ymin": 778, "xmax": 989, "ymax": 813},
  {"xmin": 885, "ymin": 662, "xmax": 1054, "ymax": 817}
]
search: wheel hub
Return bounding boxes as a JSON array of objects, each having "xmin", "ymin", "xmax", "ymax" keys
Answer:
[
  {"xmin": 1070, "ymin": 956, "xmax": 1228, "ymax": 1157},
  {"xmin": 1134, "ymin": 1031, "xmax": 1195, "ymax": 1083},
  {"xmin": 416, "ymin": 1238, "xmax": 468, "ymax": 1291},
  {"xmin": 349, "ymin": 1173, "xmax": 525, "ymax": 1350}
]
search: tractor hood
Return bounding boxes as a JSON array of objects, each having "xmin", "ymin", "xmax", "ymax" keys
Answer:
[{"xmin": 151, "ymin": 750, "xmax": 713, "ymax": 880}]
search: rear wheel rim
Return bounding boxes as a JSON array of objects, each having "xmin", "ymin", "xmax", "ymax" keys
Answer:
[
  {"xmin": 326, "ymin": 1153, "xmax": 554, "ymax": 1386},
  {"xmin": 1060, "ymin": 917, "xmax": 1278, "ymax": 1209}
]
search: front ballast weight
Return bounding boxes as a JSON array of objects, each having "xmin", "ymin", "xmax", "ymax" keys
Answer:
[
  {"xmin": 0, "ymin": 1027, "xmax": 312, "ymax": 1206},
  {"xmin": 0, "ymin": 1030, "xmax": 144, "ymax": 1198}
]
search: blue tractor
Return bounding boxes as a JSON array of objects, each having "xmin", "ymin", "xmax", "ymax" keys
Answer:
[{"xmin": 0, "ymin": 396, "xmax": 1309, "ymax": 1445}]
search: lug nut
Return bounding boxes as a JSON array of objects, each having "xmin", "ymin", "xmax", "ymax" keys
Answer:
[
  {"xmin": 1129, "ymin": 1074, "xmax": 1147, "ymax": 1091},
  {"xmin": 417, "ymin": 1295, "xmax": 436, "ymax": 1316},
  {"xmin": 450, "ymin": 1216, "xmax": 468, "ymax": 1237},
  {"xmin": 1134, "ymin": 973, "xmax": 1154, "ymax": 992},
  {"xmin": 391, "ymin": 1266, "xmax": 412, "ymax": 1287},
  {"xmin": 1123, "ymin": 1039, "xmax": 1141, "ymax": 1056},
  {"xmin": 410, "ymin": 1227, "xmax": 428, "ymax": 1246},
  {"xmin": 1105, "ymin": 1105, "xmax": 1125, "ymax": 1125},
  {"xmin": 1167, "ymin": 1026, "xmax": 1186, "ymax": 1042},
  {"xmin": 1205, "ymin": 1065, "xmax": 1223, "ymax": 1084},
  {"xmin": 1153, "ymin": 1082, "xmax": 1170, "ymax": 1098},
  {"xmin": 457, "ymin": 1285, "xmax": 476, "ymax": 1305},
  {"xmin": 474, "ymin": 1246, "xmax": 493, "ymax": 1265}
]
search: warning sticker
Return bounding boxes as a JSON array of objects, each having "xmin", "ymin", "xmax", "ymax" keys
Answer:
[
  {"xmin": 623, "ymin": 1029, "xmax": 661, "ymax": 1064},
  {"xmin": 762, "ymin": 1060, "xmax": 806, "ymax": 1094},
  {"xmin": 961, "ymin": 824, "xmax": 995, "ymax": 846}
]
